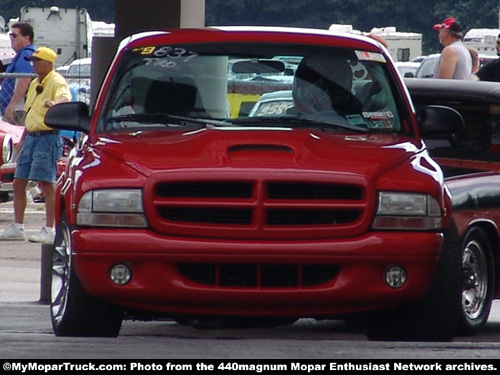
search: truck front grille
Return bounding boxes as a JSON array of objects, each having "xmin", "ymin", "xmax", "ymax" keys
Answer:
[
  {"xmin": 149, "ymin": 178, "xmax": 368, "ymax": 239},
  {"xmin": 179, "ymin": 263, "xmax": 339, "ymax": 288},
  {"xmin": 158, "ymin": 182, "xmax": 252, "ymax": 198}
]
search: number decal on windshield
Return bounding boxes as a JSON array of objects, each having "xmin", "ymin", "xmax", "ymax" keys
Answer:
[{"xmin": 133, "ymin": 45, "xmax": 199, "ymax": 68}]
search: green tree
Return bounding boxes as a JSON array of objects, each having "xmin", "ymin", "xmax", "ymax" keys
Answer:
[{"xmin": 2, "ymin": 0, "xmax": 500, "ymax": 54}]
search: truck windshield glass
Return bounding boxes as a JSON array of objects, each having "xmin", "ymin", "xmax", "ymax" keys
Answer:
[{"xmin": 101, "ymin": 43, "xmax": 406, "ymax": 134}]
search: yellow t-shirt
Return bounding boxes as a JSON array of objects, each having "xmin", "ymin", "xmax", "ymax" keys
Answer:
[{"xmin": 24, "ymin": 70, "xmax": 72, "ymax": 132}]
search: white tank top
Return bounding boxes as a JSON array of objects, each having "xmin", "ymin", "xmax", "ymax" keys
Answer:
[{"xmin": 434, "ymin": 41, "xmax": 471, "ymax": 80}]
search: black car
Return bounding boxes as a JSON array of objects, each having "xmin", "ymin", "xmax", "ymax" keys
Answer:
[{"xmin": 406, "ymin": 78, "xmax": 500, "ymax": 336}]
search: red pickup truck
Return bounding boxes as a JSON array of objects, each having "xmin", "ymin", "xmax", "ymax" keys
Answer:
[{"xmin": 45, "ymin": 27, "xmax": 463, "ymax": 340}]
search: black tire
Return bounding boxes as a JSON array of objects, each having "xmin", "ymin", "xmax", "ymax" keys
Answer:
[
  {"xmin": 366, "ymin": 220, "xmax": 462, "ymax": 341},
  {"xmin": 457, "ymin": 226, "xmax": 495, "ymax": 336},
  {"xmin": 51, "ymin": 215, "xmax": 123, "ymax": 337},
  {"xmin": 0, "ymin": 191, "xmax": 10, "ymax": 202}
]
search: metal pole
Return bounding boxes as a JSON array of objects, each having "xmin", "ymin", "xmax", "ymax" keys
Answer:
[
  {"xmin": 75, "ymin": 7, "xmax": 81, "ymax": 60},
  {"xmin": 39, "ymin": 244, "xmax": 52, "ymax": 304}
]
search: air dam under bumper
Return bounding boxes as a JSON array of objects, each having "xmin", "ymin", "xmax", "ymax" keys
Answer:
[{"xmin": 72, "ymin": 229, "xmax": 443, "ymax": 316}]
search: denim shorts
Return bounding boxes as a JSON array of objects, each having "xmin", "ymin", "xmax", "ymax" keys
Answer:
[{"xmin": 14, "ymin": 133, "xmax": 63, "ymax": 183}]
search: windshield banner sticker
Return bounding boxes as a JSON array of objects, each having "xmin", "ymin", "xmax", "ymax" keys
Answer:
[
  {"xmin": 362, "ymin": 111, "xmax": 395, "ymax": 129},
  {"xmin": 355, "ymin": 51, "xmax": 386, "ymax": 63},
  {"xmin": 363, "ymin": 111, "xmax": 394, "ymax": 120},
  {"xmin": 132, "ymin": 46, "xmax": 199, "ymax": 68}
]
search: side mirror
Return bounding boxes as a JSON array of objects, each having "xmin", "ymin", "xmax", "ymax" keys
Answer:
[
  {"xmin": 45, "ymin": 102, "xmax": 91, "ymax": 133},
  {"xmin": 418, "ymin": 105, "xmax": 464, "ymax": 136},
  {"xmin": 404, "ymin": 72, "xmax": 414, "ymax": 78}
]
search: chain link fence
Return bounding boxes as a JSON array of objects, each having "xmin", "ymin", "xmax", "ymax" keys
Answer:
[
  {"xmin": 0, "ymin": 73, "xmax": 37, "ymax": 124},
  {"xmin": 0, "ymin": 72, "xmax": 91, "ymax": 124}
]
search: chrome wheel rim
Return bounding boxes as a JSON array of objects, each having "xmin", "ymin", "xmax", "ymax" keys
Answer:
[
  {"xmin": 51, "ymin": 222, "xmax": 71, "ymax": 326},
  {"xmin": 462, "ymin": 239, "xmax": 488, "ymax": 320}
]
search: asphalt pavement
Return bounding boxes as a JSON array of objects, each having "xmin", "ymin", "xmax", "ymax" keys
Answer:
[
  {"xmin": 1, "ymin": 197, "xmax": 499, "ymax": 342},
  {"xmin": 0, "ymin": 199, "xmax": 47, "ymax": 303}
]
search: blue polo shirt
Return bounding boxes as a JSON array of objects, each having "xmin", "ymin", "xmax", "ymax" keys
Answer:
[{"xmin": 0, "ymin": 44, "xmax": 35, "ymax": 113}]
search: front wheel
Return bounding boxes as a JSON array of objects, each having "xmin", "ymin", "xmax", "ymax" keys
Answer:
[
  {"xmin": 458, "ymin": 226, "xmax": 495, "ymax": 335},
  {"xmin": 51, "ymin": 214, "xmax": 123, "ymax": 337},
  {"xmin": 366, "ymin": 220, "xmax": 462, "ymax": 341}
]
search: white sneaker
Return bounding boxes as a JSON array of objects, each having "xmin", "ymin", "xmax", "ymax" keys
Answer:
[
  {"xmin": 0, "ymin": 222, "xmax": 26, "ymax": 241},
  {"xmin": 29, "ymin": 227, "xmax": 55, "ymax": 245}
]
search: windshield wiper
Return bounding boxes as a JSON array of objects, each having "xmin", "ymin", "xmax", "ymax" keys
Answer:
[
  {"xmin": 231, "ymin": 116, "xmax": 373, "ymax": 133},
  {"xmin": 105, "ymin": 113, "xmax": 231, "ymax": 129}
]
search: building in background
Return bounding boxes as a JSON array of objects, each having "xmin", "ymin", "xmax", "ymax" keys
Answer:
[
  {"xmin": 329, "ymin": 24, "xmax": 422, "ymax": 62},
  {"xmin": 463, "ymin": 28, "xmax": 500, "ymax": 56},
  {"xmin": 2, "ymin": 6, "xmax": 115, "ymax": 67},
  {"xmin": 0, "ymin": 16, "xmax": 15, "ymax": 66}
]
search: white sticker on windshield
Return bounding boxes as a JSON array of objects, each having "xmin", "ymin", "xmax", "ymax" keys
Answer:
[
  {"xmin": 362, "ymin": 111, "xmax": 395, "ymax": 129},
  {"xmin": 355, "ymin": 51, "xmax": 386, "ymax": 63},
  {"xmin": 362, "ymin": 111, "xmax": 394, "ymax": 120}
]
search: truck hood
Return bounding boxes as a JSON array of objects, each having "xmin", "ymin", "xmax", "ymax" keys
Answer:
[{"xmin": 95, "ymin": 128, "xmax": 424, "ymax": 179}]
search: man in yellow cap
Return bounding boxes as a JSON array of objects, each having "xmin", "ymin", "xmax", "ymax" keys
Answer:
[{"xmin": 0, "ymin": 46, "xmax": 72, "ymax": 244}]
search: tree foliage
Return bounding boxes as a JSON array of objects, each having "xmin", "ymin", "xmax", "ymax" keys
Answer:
[
  {"xmin": 1, "ymin": 0, "xmax": 500, "ymax": 54},
  {"xmin": 205, "ymin": 0, "xmax": 500, "ymax": 53}
]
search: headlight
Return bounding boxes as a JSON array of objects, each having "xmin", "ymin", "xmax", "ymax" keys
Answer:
[
  {"xmin": 77, "ymin": 189, "xmax": 148, "ymax": 227},
  {"xmin": 372, "ymin": 192, "xmax": 442, "ymax": 230}
]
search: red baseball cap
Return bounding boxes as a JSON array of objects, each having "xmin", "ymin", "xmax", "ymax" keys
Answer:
[{"xmin": 433, "ymin": 17, "xmax": 462, "ymax": 32}]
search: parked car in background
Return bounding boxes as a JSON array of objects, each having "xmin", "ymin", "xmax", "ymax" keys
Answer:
[
  {"xmin": 410, "ymin": 55, "xmax": 426, "ymax": 63},
  {"xmin": 0, "ymin": 120, "xmax": 24, "ymax": 201},
  {"xmin": 394, "ymin": 61, "xmax": 421, "ymax": 78},
  {"xmin": 66, "ymin": 57, "xmax": 91, "ymax": 76},
  {"xmin": 414, "ymin": 53, "xmax": 499, "ymax": 78},
  {"xmin": 45, "ymin": 27, "xmax": 464, "ymax": 340},
  {"xmin": 55, "ymin": 65, "xmax": 70, "ymax": 75},
  {"xmin": 414, "ymin": 54, "xmax": 440, "ymax": 78},
  {"xmin": 406, "ymin": 78, "xmax": 500, "ymax": 336},
  {"xmin": 248, "ymin": 90, "xmax": 293, "ymax": 117},
  {"xmin": 66, "ymin": 57, "xmax": 91, "ymax": 104}
]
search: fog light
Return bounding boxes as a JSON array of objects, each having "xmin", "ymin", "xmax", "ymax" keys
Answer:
[
  {"xmin": 110, "ymin": 264, "xmax": 132, "ymax": 285},
  {"xmin": 384, "ymin": 266, "xmax": 407, "ymax": 288}
]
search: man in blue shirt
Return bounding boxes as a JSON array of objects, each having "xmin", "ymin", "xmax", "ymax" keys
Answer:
[{"xmin": 0, "ymin": 22, "xmax": 35, "ymax": 123}]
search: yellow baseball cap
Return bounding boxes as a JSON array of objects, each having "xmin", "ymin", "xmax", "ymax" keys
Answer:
[{"xmin": 25, "ymin": 47, "xmax": 58, "ymax": 63}]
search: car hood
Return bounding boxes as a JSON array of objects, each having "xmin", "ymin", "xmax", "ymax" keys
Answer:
[
  {"xmin": 0, "ymin": 120, "xmax": 24, "ymax": 143},
  {"xmin": 94, "ymin": 128, "xmax": 424, "ymax": 179}
]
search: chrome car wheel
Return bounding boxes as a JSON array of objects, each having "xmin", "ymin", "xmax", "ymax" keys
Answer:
[
  {"xmin": 462, "ymin": 240, "xmax": 488, "ymax": 320},
  {"xmin": 51, "ymin": 219, "xmax": 72, "ymax": 328},
  {"xmin": 458, "ymin": 227, "xmax": 494, "ymax": 335},
  {"xmin": 1, "ymin": 134, "xmax": 13, "ymax": 164},
  {"xmin": 50, "ymin": 215, "xmax": 123, "ymax": 337}
]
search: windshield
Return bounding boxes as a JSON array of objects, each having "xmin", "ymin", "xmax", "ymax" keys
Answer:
[
  {"xmin": 100, "ymin": 42, "xmax": 407, "ymax": 134},
  {"xmin": 68, "ymin": 63, "xmax": 91, "ymax": 76},
  {"xmin": 415, "ymin": 55, "xmax": 438, "ymax": 79}
]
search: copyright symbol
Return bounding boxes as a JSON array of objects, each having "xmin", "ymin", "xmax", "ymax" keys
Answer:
[{"xmin": 3, "ymin": 363, "xmax": 12, "ymax": 371}]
